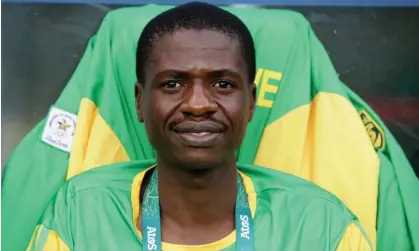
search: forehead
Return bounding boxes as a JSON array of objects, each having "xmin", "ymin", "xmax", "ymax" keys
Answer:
[{"xmin": 146, "ymin": 29, "xmax": 246, "ymax": 77}]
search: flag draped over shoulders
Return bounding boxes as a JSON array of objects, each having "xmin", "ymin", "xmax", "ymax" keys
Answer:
[{"xmin": 2, "ymin": 5, "xmax": 418, "ymax": 251}]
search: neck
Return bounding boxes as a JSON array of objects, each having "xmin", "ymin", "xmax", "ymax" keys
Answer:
[{"xmin": 156, "ymin": 155, "xmax": 238, "ymax": 228}]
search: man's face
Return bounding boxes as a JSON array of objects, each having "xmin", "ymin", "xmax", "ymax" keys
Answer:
[{"xmin": 136, "ymin": 29, "xmax": 256, "ymax": 170}]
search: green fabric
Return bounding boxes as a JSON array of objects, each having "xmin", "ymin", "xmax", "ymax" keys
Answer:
[
  {"xmin": 345, "ymin": 85, "xmax": 419, "ymax": 251},
  {"xmin": 1, "ymin": 7, "xmax": 316, "ymax": 249},
  {"xmin": 31, "ymin": 160, "xmax": 370, "ymax": 250},
  {"xmin": 2, "ymin": 5, "xmax": 418, "ymax": 251},
  {"xmin": 2, "ymin": 36, "xmax": 97, "ymax": 251}
]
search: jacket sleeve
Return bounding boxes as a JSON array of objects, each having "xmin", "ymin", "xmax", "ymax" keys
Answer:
[{"xmin": 26, "ymin": 180, "xmax": 75, "ymax": 251}]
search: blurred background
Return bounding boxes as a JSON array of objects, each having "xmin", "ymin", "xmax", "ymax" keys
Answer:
[{"xmin": 2, "ymin": 0, "xmax": 419, "ymax": 174}]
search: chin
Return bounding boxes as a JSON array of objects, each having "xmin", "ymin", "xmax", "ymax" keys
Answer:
[{"xmin": 172, "ymin": 149, "xmax": 224, "ymax": 171}]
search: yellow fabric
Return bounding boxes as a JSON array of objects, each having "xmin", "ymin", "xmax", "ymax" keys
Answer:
[
  {"xmin": 66, "ymin": 98, "xmax": 130, "ymax": 179},
  {"xmin": 26, "ymin": 225, "xmax": 69, "ymax": 251},
  {"xmin": 254, "ymin": 92, "xmax": 379, "ymax": 247},
  {"xmin": 336, "ymin": 221, "xmax": 373, "ymax": 251},
  {"xmin": 130, "ymin": 167, "xmax": 257, "ymax": 251}
]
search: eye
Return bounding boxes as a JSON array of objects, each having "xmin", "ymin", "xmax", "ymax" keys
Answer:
[
  {"xmin": 162, "ymin": 81, "xmax": 182, "ymax": 89},
  {"xmin": 213, "ymin": 81, "xmax": 234, "ymax": 89}
]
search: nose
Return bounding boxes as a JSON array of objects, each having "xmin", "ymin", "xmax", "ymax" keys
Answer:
[{"xmin": 179, "ymin": 81, "xmax": 218, "ymax": 117}]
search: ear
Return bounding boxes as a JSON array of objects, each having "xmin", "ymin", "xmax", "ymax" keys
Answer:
[
  {"xmin": 135, "ymin": 82, "xmax": 144, "ymax": 123},
  {"xmin": 248, "ymin": 83, "xmax": 257, "ymax": 122}
]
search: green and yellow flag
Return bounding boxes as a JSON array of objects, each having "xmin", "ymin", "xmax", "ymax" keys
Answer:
[{"xmin": 2, "ymin": 5, "xmax": 418, "ymax": 251}]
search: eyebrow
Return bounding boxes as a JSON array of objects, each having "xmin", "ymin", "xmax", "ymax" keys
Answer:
[
  {"xmin": 209, "ymin": 69, "xmax": 242, "ymax": 80},
  {"xmin": 155, "ymin": 69, "xmax": 242, "ymax": 80},
  {"xmin": 164, "ymin": 70, "xmax": 188, "ymax": 79}
]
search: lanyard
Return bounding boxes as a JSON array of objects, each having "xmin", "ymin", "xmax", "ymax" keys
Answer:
[{"xmin": 141, "ymin": 169, "xmax": 254, "ymax": 251}]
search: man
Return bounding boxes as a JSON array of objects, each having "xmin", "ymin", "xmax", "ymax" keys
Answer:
[{"xmin": 27, "ymin": 2, "xmax": 372, "ymax": 250}]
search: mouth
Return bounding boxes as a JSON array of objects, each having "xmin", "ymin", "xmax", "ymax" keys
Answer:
[
  {"xmin": 171, "ymin": 121, "xmax": 225, "ymax": 147},
  {"xmin": 185, "ymin": 132, "xmax": 216, "ymax": 136},
  {"xmin": 174, "ymin": 131, "xmax": 222, "ymax": 147}
]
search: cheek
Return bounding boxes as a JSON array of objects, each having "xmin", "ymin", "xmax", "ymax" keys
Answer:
[
  {"xmin": 221, "ymin": 97, "xmax": 250, "ymax": 133},
  {"xmin": 143, "ymin": 94, "xmax": 176, "ymax": 134},
  {"xmin": 228, "ymin": 111, "xmax": 249, "ymax": 149},
  {"xmin": 142, "ymin": 99, "xmax": 162, "ymax": 131}
]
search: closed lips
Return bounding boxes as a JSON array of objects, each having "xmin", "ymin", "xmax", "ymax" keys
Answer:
[{"xmin": 172, "ymin": 121, "xmax": 224, "ymax": 134}]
